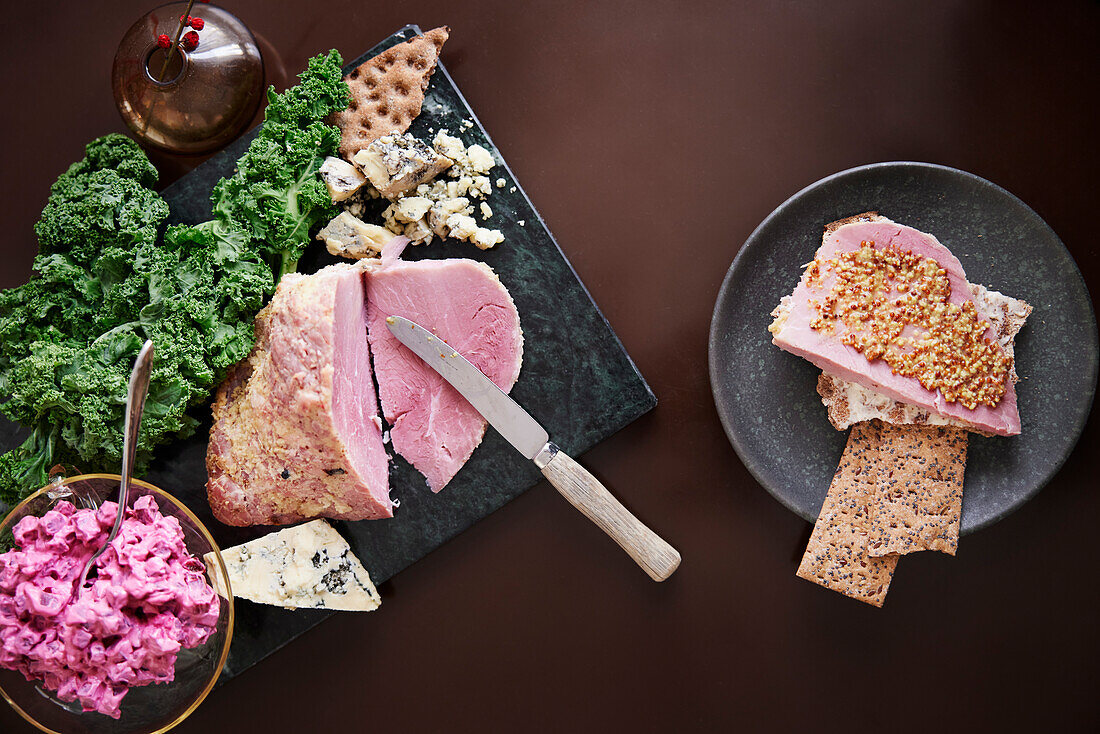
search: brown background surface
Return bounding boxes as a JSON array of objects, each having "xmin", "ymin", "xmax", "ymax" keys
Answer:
[{"xmin": 2, "ymin": 1, "xmax": 1098, "ymax": 732}]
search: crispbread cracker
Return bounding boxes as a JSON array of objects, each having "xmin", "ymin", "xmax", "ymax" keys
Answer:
[
  {"xmin": 797, "ymin": 421, "xmax": 899, "ymax": 607},
  {"xmin": 866, "ymin": 424, "xmax": 968, "ymax": 556},
  {"xmin": 823, "ymin": 211, "xmax": 880, "ymax": 236},
  {"xmin": 334, "ymin": 27, "xmax": 449, "ymax": 159}
]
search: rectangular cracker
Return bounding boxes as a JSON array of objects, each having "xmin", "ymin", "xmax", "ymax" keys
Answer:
[
  {"xmin": 797, "ymin": 421, "xmax": 899, "ymax": 607},
  {"xmin": 866, "ymin": 423, "xmax": 968, "ymax": 556}
]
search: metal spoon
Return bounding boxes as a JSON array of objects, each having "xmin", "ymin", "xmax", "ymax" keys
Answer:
[{"xmin": 76, "ymin": 340, "xmax": 155, "ymax": 591}]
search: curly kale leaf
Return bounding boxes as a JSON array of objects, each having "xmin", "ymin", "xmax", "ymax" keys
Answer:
[
  {"xmin": 0, "ymin": 255, "xmax": 102, "ymax": 373},
  {"xmin": 54, "ymin": 133, "xmax": 159, "ymax": 190},
  {"xmin": 0, "ymin": 422, "xmax": 62, "ymax": 509},
  {"xmin": 0, "ymin": 136, "xmax": 269, "ymax": 505},
  {"xmin": 1, "ymin": 223, "xmax": 274, "ymax": 502},
  {"xmin": 35, "ymin": 169, "xmax": 170, "ymax": 266},
  {"xmin": 161, "ymin": 223, "xmax": 272, "ymax": 370},
  {"xmin": 211, "ymin": 49, "xmax": 348, "ymax": 278},
  {"xmin": 263, "ymin": 50, "xmax": 350, "ymax": 129}
]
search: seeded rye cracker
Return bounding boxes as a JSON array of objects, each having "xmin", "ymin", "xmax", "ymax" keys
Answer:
[
  {"xmin": 866, "ymin": 423, "xmax": 968, "ymax": 557},
  {"xmin": 797, "ymin": 421, "xmax": 899, "ymax": 607},
  {"xmin": 333, "ymin": 26, "xmax": 449, "ymax": 159}
]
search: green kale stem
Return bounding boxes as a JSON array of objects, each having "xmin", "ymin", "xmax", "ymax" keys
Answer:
[
  {"xmin": 0, "ymin": 422, "xmax": 61, "ymax": 506},
  {"xmin": 278, "ymin": 251, "xmax": 300, "ymax": 281}
]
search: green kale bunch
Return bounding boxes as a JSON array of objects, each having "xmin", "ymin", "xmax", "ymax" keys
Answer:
[
  {"xmin": 0, "ymin": 135, "xmax": 274, "ymax": 504},
  {"xmin": 213, "ymin": 49, "xmax": 349, "ymax": 278},
  {"xmin": 0, "ymin": 50, "xmax": 350, "ymax": 505}
]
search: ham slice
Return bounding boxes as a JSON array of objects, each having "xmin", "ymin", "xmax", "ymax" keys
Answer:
[
  {"xmin": 207, "ymin": 263, "xmax": 392, "ymax": 526},
  {"xmin": 364, "ymin": 258, "xmax": 523, "ymax": 491},
  {"xmin": 814, "ymin": 282, "xmax": 1031, "ymax": 432},
  {"xmin": 770, "ymin": 214, "xmax": 1022, "ymax": 436}
]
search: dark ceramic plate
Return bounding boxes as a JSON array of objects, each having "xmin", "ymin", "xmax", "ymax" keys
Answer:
[{"xmin": 708, "ymin": 162, "xmax": 1098, "ymax": 533}]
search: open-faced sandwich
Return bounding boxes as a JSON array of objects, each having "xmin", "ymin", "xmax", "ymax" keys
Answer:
[{"xmin": 770, "ymin": 213, "xmax": 1032, "ymax": 606}]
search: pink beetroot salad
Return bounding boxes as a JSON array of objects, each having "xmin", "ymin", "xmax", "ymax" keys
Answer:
[{"xmin": 0, "ymin": 496, "xmax": 220, "ymax": 718}]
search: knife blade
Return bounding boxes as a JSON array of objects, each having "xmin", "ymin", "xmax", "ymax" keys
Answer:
[
  {"xmin": 384, "ymin": 315, "xmax": 549, "ymax": 461},
  {"xmin": 385, "ymin": 315, "xmax": 681, "ymax": 581}
]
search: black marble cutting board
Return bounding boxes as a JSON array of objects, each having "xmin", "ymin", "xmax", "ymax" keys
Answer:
[{"xmin": 1, "ymin": 26, "xmax": 656, "ymax": 680}]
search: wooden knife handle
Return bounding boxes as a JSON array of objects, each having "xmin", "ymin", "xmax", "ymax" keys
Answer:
[{"xmin": 539, "ymin": 448, "xmax": 681, "ymax": 581}]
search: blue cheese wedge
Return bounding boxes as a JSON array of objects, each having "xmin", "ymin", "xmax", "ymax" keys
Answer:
[
  {"xmin": 319, "ymin": 156, "xmax": 368, "ymax": 202},
  {"xmin": 208, "ymin": 520, "xmax": 381, "ymax": 611}
]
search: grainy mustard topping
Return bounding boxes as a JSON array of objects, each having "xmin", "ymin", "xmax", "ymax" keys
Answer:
[{"xmin": 806, "ymin": 242, "xmax": 1011, "ymax": 409}]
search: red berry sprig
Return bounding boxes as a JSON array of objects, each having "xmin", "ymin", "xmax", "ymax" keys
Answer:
[{"xmin": 152, "ymin": 0, "xmax": 201, "ymax": 82}]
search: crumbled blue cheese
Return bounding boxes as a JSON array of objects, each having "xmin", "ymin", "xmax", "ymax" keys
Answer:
[
  {"xmin": 343, "ymin": 129, "xmax": 505, "ymax": 249},
  {"xmin": 208, "ymin": 520, "xmax": 381, "ymax": 612},
  {"xmin": 472, "ymin": 227, "xmax": 505, "ymax": 250},
  {"xmin": 470, "ymin": 176, "xmax": 492, "ymax": 199},
  {"xmin": 432, "ymin": 131, "xmax": 467, "ymax": 162},
  {"xmin": 319, "ymin": 156, "xmax": 367, "ymax": 202},
  {"xmin": 465, "ymin": 144, "xmax": 495, "ymax": 173},
  {"xmin": 392, "ymin": 196, "xmax": 433, "ymax": 223},
  {"xmin": 345, "ymin": 198, "xmax": 366, "ymax": 218},
  {"xmin": 428, "ymin": 196, "xmax": 473, "ymax": 237},
  {"xmin": 446, "ymin": 213, "xmax": 479, "ymax": 240},
  {"xmin": 403, "ymin": 217, "xmax": 433, "ymax": 245}
]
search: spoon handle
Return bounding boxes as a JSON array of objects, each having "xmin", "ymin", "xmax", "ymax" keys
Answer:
[
  {"xmin": 77, "ymin": 341, "xmax": 155, "ymax": 591},
  {"xmin": 101, "ymin": 342, "xmax": 155, "ymax": 552},
  {"xmin": 114, "ymin": 341, "xmax": 155, "ymax": 533}
]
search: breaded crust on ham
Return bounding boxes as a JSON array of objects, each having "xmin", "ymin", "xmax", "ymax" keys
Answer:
[{"xmin": 207, "ymin": 263, "xmax": 392, "ymax": 526}]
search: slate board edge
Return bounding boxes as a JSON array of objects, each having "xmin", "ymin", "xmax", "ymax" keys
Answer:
[
  {"xmin": 165, "ymin": 26, "xmax": 656, "ymax": 682},
  {"xmin": 418, "ymin": 32, "xmax": 660, "ymax": 420},
  {"xmin": 708, "ymin": 160, "xmax": 1099, "ymax": 533}
]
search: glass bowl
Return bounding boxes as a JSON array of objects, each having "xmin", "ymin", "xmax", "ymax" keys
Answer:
[{"xmin": 0, "ymin": 475, "xmax": 234, "ymax": 734}]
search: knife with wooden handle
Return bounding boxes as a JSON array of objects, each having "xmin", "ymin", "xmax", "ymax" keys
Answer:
[{"xmin": 385, "ymin": 315, "xmax": 681, "ymax": 581}]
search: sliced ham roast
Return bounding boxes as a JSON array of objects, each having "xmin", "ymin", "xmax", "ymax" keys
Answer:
[
  {"xmin": 769, "ymin": 214, "xmax": 1022, "ymax": 436},
  {"xmin": 207, "ymin": 263, "xmax": 393, "ymax": 526},
  {"xmin": 364, "ymin": 258, "xmax": 523, "ymax": 492}
]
